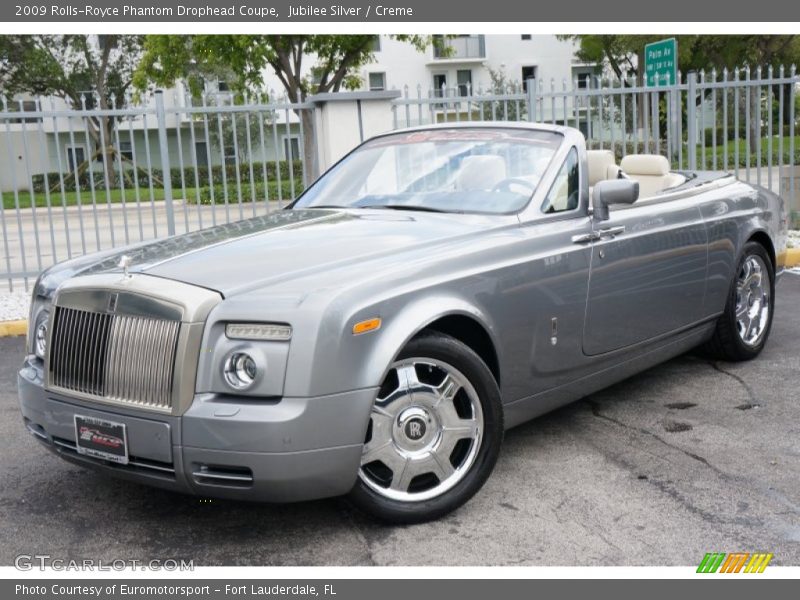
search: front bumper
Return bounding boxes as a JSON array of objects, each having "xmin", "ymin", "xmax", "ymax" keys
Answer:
[{"xmin": 18, "ymin": 357, "xmax": 377, "ymax": 503}]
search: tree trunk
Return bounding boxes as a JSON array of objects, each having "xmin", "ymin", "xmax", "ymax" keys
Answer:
[{"xmin": 90, "ymin": 114, "xmax": 117, "ymax": 188}]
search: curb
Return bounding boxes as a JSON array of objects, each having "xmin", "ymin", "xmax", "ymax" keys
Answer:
[
  {"xmin": 786, "ymin": 248, "xmax": 800, "ymax": 268},
  {"xmin": 0, "ymin": 320, "xmax": 27, "ymax": 337}
]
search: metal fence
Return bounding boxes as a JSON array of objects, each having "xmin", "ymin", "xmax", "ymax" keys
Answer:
[
  {"xmin": 0, "ymin": 91, "xmax": 314, "ymax": 292},
  {"xmin": 2, "ymin": 67, "xmax": 799, "ymax": 293},
  {"xmin": 392, "ymin": 65, "xmax": 799, "ymax": 223}
]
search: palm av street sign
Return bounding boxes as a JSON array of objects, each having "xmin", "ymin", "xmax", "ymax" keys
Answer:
[{"xmin": 645, "ymin": 38, "xmax": 678, "ymax": 86}]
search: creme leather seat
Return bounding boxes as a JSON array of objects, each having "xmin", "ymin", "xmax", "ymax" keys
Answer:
[
  {"xmin": 587, "ymin": 150, "xmax": 622, "ymax": 186},
  {"xmin": 587, "ymin": 150, "xmax": 623, "ymax": 201},
  {"xmin": 619, "ymin": 154, "xmax": 685, "ymax": 199}
]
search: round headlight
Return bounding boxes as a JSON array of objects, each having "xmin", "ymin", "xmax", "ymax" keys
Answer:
[
  {"xmin": 34, "ymin": 318, "xmax": 48, "ymax": 359},
  {"xmin": 223, "ymin": 352, "xmax": 258, "ymax": 390}
]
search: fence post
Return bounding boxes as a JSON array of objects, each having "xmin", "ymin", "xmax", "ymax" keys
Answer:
[
  {"xmin": 686, "ymin": 71, "xmax": 698, "ymax": 171},
  {"xmin": 154, "ymin": 90, "xmax": 176, "ymax": 236},
  {"xmin": 526, "ymin": 78, "xmax": 537, "ymax": 123}
]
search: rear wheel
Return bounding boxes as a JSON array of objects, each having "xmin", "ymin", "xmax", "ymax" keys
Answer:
[
  {"xmin": 704, "ymin": 241, "xmax": 774, "ymax": 361},
  {"xmin": 349, "ymin": 332, "xmax": 503, "ymax": 524}
]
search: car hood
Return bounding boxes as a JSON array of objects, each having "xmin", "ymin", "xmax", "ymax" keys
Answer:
[{"xmin": 43, "ymin": 209, "xmax": 496, "ymax": 297}]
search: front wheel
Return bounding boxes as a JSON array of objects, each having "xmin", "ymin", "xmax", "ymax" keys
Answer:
[
  {"xmin": 704, "ymin": 241, "xmax": 775, "ymax": 361},
  {"xmin": 348, "ymin": 332, "xmax": 503, "ymax": 524}
]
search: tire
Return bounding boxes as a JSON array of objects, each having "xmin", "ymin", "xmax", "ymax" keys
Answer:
[
  {"xmin": 703, "ymin": 241, "xmax": 775, "ymax": 361},
  {"xmin": 348, "ymin": 331, "xmax": 503, "ymax": 524}
]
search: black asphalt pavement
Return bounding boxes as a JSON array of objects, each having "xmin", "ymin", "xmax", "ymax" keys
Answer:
[{"xmin": 1, "ymin": 274, "xmax": 799, "ymax": 566}]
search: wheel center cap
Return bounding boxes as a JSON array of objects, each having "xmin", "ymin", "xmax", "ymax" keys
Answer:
[
  {"xmin": 404, "ymin": 417, "xmax": 427, "ymax": 441},
  {"xmin": 394, "ymin": 406, "xmax": 438, "ymax": 451}
]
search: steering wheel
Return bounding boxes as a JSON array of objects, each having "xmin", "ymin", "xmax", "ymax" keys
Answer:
[{"xmin": 491, "ymin": 178, "xmax": 537, "ymax": 195}]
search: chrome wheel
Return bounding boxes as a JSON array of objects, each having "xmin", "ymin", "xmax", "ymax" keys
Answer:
[
  {"xmin": 735, "ymin": 254, "xmax": 770, "ymax": 347},
  {"xmin": 358, "ymin": 358, "xmax": 484, "ymax": 502}
]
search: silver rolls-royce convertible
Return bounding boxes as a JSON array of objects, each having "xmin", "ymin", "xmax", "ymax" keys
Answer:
[{"xmin": 18, "ymin": 124, "xmax": 788, "ymax": 523}]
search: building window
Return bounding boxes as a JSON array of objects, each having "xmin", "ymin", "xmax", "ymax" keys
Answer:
[
  {"xmin": 65, "ymin": 146, "xmax": 86, "ymax": 173},
  {"xmin": 195, "ymin": 142, "xmax": 208, "ymax": 167},
  {"xmin": 433, "ymin": 73, "xmax": 447, "ymax": 96},
  {"xmin": 368, "ymin": 72, "xmax": 386, "ymax": 91},
  {"xmin": 369, "ymin": 36, "xmax": 381, "ymax": 52},
  {"xmin": 217, "ymin": 80, "xmax": 230, "ymax": 92},
  {"xmin": 572, "ymin": 67, "xmax": 598, "ymax": 89},
  {"xmin": 118, "ymin": 141, "xmax": 133, "ymax": 161},
  {"xmin": 283, "ymin": 136, "xmax": 300, "ymax": 161},
  {"xmin": 76, "ymin": 91, "xmax": 97, "ymax": 110},
  {"xmin": 224, "ymin": 145, "xmax": 236, "ymax": 165},
  {"xmin": 457, "ymin": 70, "xmax": 472, "ymax": 97},
  {"xmin": 521, "ymin": 35, "xmax": 532, "ymax": 40},
  {"xmin": 521, "ymin": 66, "xmax": 537, "ymax": 92},
  {"xmin": 8, "ymin": 100, "xmax": 41, "ymax": 123},
  {"xmin": 432, "ymin": 34, "xmax": 485, "ymax": 59}
]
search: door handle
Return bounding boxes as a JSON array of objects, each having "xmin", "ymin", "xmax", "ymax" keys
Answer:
[
  {"xmin": 571, "ymin": 232, "xmax": 601, "ymax": 244},
  {"xmin": 598, "ymin": 226, "xmax": 626, "ymax": 239}
]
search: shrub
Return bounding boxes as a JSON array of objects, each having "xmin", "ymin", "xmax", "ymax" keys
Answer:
[
  {"xmin": 187, "ymin": 180, "xmax": 305, "ymax": 205},
  {"xmin": 31, "ymin": 160, "xmax": 305, "ymax": 194}
]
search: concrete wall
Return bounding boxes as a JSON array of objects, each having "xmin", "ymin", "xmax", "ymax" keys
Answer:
[
  {"xmin": 310, "ymin": 91, "xmax": 399, "ymax": 172},
  {"xmin": 1, "ymin": 130, "xmax": 49, "ymax": 193}
]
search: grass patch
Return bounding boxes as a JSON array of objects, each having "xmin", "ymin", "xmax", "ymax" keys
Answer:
[{"xmin": 693, "ymin": 136, "xmax": 800, "ymax": 169}]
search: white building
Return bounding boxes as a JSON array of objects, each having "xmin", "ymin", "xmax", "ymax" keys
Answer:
[
  {"xmin": 254, "ymin": 34, "xmax": 597, "ymax": 100},
  {"xmin": 362, "ymin": 34, "xmax": 594, "ymax": 95}
]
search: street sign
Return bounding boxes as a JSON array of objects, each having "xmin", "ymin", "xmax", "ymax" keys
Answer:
[{"xmin": 644, "ymin": 38, "xmax": 678, "ymax": 87}]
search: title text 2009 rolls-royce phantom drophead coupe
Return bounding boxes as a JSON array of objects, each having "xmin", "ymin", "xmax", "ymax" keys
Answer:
[{"xmin": 18, "ymin": 124, "xmax": 787, "ymax": 523}]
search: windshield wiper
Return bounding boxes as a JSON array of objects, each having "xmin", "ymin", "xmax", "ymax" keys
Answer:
[{"xmin": 362, "ymin": 204, "xmax": 452, "ymax": 213}]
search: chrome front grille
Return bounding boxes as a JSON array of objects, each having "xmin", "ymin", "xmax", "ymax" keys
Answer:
[{"xmin": 49, "ymin": 306, "xmax": 181, "ymax": 411}]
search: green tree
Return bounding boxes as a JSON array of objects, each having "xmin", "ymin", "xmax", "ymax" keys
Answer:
[
  {"xmin": 0, "ymin": 35, "xmax": 145, "ymax": 185},
  {"xmin": 134, "ymin": 35, "xmax": 436, "ymax": 180},
  {"xmin": 560, "ymin": 35, "xmax": 800, "ymax": 82}
]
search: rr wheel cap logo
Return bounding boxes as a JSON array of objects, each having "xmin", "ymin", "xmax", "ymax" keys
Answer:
[{"xmin": 405, "ymin": 418, "xmax": 426, "ymax": 441}]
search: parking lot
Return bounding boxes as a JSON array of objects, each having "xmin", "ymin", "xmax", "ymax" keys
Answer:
[{"xmin": 0, "ymin": 274, "xmax": 798, "ymax": 567}]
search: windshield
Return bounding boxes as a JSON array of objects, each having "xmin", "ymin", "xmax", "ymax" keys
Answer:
[{"xmin": 292, "ymin": 128, "xmax": 563, "ymax": 214}]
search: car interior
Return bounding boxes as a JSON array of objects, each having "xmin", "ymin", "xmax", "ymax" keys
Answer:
[{"xmin": 587, "ymin": 150, "xmax": 687, "ymax": 201}]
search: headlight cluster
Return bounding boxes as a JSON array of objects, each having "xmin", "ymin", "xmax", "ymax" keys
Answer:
[
  {"xmin": 28, "ymin": 275, "xmax": 51, "ymax": 361},
  {"xmin": 33, "ymin": 314, "xmax": 49, "ymax": 359},
  {"xmin": 220, "ymin": 322, "xmax": 292, "ymax": 392}
]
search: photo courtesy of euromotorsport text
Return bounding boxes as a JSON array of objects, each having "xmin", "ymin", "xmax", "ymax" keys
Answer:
[{"xmin": 0, "ymin": 0, "xmax": 799, "ymax": 595}]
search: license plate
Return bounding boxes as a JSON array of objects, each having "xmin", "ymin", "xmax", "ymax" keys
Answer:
[{"xmin": 74, "ymin": 415, "xmax": 129, "ymax": 465}]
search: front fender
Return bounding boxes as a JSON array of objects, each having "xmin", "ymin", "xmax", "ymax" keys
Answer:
[{"xmin": 284, "ymin": 292, "xmax": 500, "ymax": 398}]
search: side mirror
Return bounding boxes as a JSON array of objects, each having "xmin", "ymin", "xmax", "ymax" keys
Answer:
[{"xmin": 592, "ymin": 179, "xmax": 639, "ymax": 221}]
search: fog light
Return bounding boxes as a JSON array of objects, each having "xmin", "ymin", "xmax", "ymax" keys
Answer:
[
  {"xmin": 34, "ymin": 318, "xmax": 48, "ymax": 359},
  {"xmin": 223, "ymin": 352, "xmax": 258, "ymax": 390}
]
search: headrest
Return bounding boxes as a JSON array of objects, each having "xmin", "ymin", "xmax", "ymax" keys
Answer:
[
  {"xmin": 456, "ymin": 155, "xmax": 507, "ymax": 191},
  {"xmin": 620, "ymin": 154, "xmax": 670, "ymax": 177},
  {"xmin": 587, "ymin": 150, "xmax": 617, "ymax": 186}
]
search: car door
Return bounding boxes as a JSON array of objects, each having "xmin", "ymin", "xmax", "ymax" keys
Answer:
[{"xmin": 582, "ymin": 194, "xmax": 708, "ymax": 356}]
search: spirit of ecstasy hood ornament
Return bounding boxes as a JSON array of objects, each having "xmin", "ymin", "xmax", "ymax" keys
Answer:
[{"xmin": 118, "ymin": 255, "xmax": 132, "ymax": 279}]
